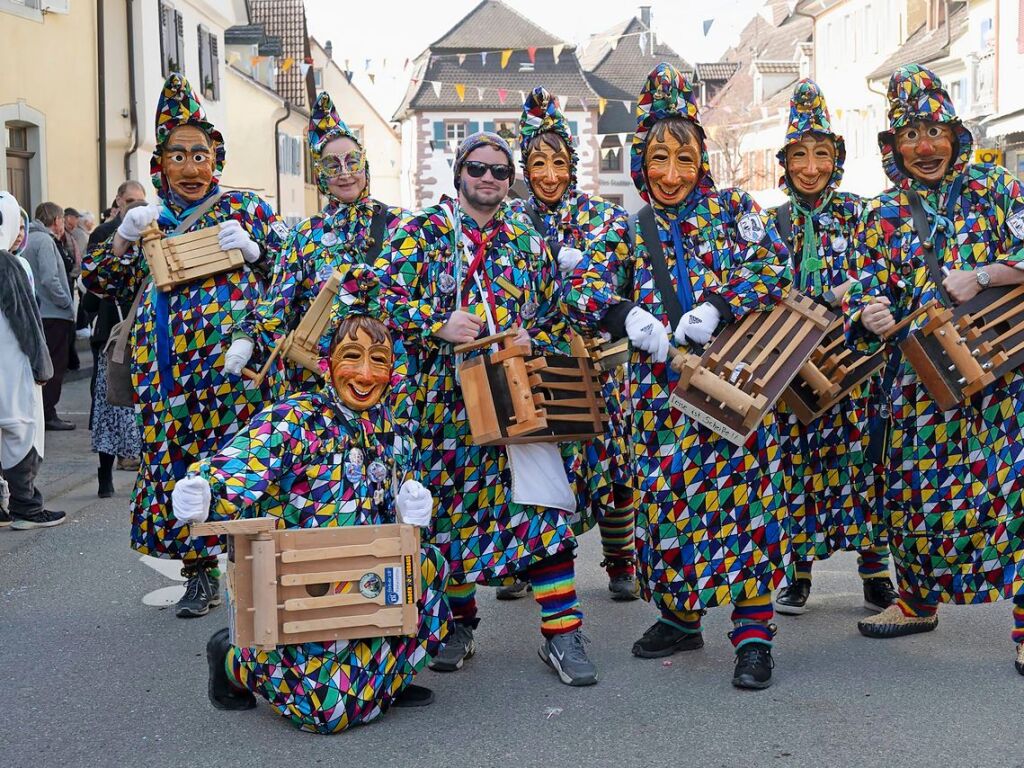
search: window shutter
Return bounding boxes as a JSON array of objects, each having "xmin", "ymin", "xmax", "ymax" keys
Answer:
[
  {"xmin": 174, "ymin": 10, "xmax": 185, "ymax": 74},
  {"xmin": 158, "ymin": 2, "xmax": 169, "ymax": 76},
  {"xmin": 198, "ymin": 25, "xmax": 209, "ymax": 94},
  {"xmin": 483, "ymin": 121, "xmax": 495, "ymax": 133},
  {"xmin": 569, "ymin": 121, "xmax": 578, "ymax": 136},
  {"xmin": 468, "ymin": 121, "xmax": 480, "ymax": 134},
  {"xmin": 433, "ymin": 121, "xmax": 445, "ymax": 142},
  {"xmin": 210, "ymin": 34, "xmax": 220, "ymax": 100}
]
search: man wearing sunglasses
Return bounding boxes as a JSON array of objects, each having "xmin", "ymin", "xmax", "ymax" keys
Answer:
[{"xmin": 378, "ymin": 131, "xmax": 597, "ymax": 687}]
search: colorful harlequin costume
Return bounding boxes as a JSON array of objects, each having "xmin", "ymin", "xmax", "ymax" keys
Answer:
[
  {"xmin": 238, "ymin": 92, "xmax": 408, "ymax": 393},
  {"xmin": 188, "ymin": 266, "xmax": 451, "ymax": 733},
  {"xmin": 768, "ymin": 79, "xmax": 893, "ymax": 608},
  {"xmin": 845, "ymin": 65, "xmax": 1024, "ymax": 648},
  {"xmin": 507, "ymin": 87, "xmax": 636, "ymax": 594},
  {"xmin": 563, "ymin": 63, "xmax": 793, "ymax": 659},
  {"xmin": 82, "ymin": 76, "xmax": 287, "ymax": 581},
  {"xmin": 378, "ymin": 131, "xmax": 592, "ymax": 664}
]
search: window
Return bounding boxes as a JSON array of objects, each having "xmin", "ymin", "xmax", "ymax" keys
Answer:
[
  {"xmin": 313, "ymin": 68, "xmax": 323, "ymax": 89},
  {"xmin": 159, "ymin": 2, "xmax": 185, "ymax": 76},
  {"xmin": 348, "ymin": 125, "xmax": 364, "ymax": 144},
  {"xmin": 444, "ymin": 120, "xmax": 468, "ymax": 148},
  {"xmin": 602, "ymin": 194, "xmax": 624, "ymax": 206},
  {"xmin": 304, "ymin": 143, "xmax": 316, "ymax": 185},
  {"xmin": 600, "ymin": 136, "xmax": 622, "ymax": 172},
  {"xmin": 197, "ymin": 26, "xmax": 220, "ymax": 101},
  {"xmin": 278, "ymin": 134, "xmax": 301, "ymax": 176},
  {"xmin": 493, "ymin": 120, "xmax": 517, "ymax": 141}
]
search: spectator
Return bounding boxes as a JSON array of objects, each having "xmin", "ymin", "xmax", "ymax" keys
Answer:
[
  {"xmin": 0, "ymin": 191, "xmax": 65, "ymax": 530},
  {"xmin": 79, "ymin": 211, "xmax": 96, "ymax": 235},
  {"xmin": 62, "ymin": 208, "xmax": 83, "ymax": 372},
  {"xmin": 84, "ymin": 181, "xmax": 146, "ymax": 497},
  {"xmin": 22, "ymin": 202, "xmax": 76, "ymax": 431}
]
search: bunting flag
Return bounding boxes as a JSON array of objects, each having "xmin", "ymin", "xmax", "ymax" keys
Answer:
[
  {"xmin": 598, "ymin": 97, "xmax": 607, "ymax": 115},
  {"xmin": 227, "ymin": 51, "xmax": 240, "ymax": 65},
  {"xmin": 638, "ymin": 33, "xmax": 647, "ymax": 53},
  {"xmin": 558, "ymin": 94, "xmax": 569, "ymax": 109},
  {"xmin": 281, "ymin": 57, "xmax": 294, "ymax": 72},
  {"xmin": 609, "ymin": 35, "xmax": 618, "ymax": 51},
  {"xmin": 621, "ymin": 100, "xmax": 631, "ymax": 111},
  {"xmin": 703, "ymin": 19, "xmax": 714, "ymax": 36},
  {"xmin": 518, "ymin": 90, "xmax": 526, "ymax": 103},
  {"xmin": 481, "ymin": 51, "xmax": 488, "ymax": 65},
  {"xmin": 497, "ymin": 88, "xmax": 508, "ymax": 105},
  {"xmin": 300, "ymin": 62, "xmax": 311, "ymax": 76},
  {"xmin": 527, "ymin": 46, "xmax": 537, "ymax": 63},
  {"xmin": 250, "ymin": 55, "xmax": 264, "ymax": 66},
  {"xmin": 368, "ymin": 73, "xmax": 375, "ymax": 84},
  {"xmin": 432, "ymin": 80, "xmax": 442, "ymax": 97},
  {"xmin": 455, "ymin": 83, "xmax": 466, "ymax": 102},
  {"xmin": 617, "ymin": 132, "xmax": 629, "ymax": 145},
  {"xmin": 458, "ymin": 53, "xmax": 466, "ymax": 65},
  {"xmin": 476, "ymin": 86, "xmax": 486, "ymax": 100},
  {"xmin": 552, "ymin": 43, "xmax": 564, "ymax": 63},
  {"xmin": 501, "ymin": 49, "xmax": 513, "ymax": 68},
  {"xmin": 364, "ymin": 58, "xmax": 371, "ymax": 70},
  {"xmin": 344, "ymin": 70, "xmax": 353, "ymax": 83}
]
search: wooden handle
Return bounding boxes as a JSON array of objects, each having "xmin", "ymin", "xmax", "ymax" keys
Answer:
[
  {"xmin": 881, "ymin": 301, "xmax": 939, "ymax": 340},
  {"xmin": 454, "ymin": 327, "xmax": 520, "ymax": 354},
  {"xmin": 191, "ymin": 517, "xmax": 277, "ymax": 536}
]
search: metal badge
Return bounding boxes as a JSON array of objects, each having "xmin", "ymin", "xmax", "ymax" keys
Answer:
[
  {"xmin": 358, "ymin": 572, "xmax": 383, "ymax": 599},
  {"xmin": 347, "ymin": 447, "xmax": 364, "ymax": 466},
  {"xmin": 321, "ymin": 231, "xmax": 339, "ymax": 247},
  {"xmin": 737, "ymin": 213, "xmax": 766, "ymax": 244},
  {"xmin": 521, "ymin": 300, "xmax": 539, "ymax": 320},
  {"xmin": 344, "ymin": 462, "xmax": 364, "ymax": 483},
  {"xmin": 368, "ymin": 459, "xmax": 388, "ymax": 484},
  {"xmin": 438, "ymin": 272, "xmax": 456, "ymax": 294},
  {"xmin": 818, "ymin": 213, "xmax": 834, "ymax": 229},
  {"xmin": 831, "ymin": 235, "xmax": 848, "ymax": 253}
]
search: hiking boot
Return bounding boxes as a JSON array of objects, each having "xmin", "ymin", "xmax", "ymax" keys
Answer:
[
  {"xmin": 775, "ymin": 579, "xmax": 811, "ymax": 615},
  {"xmin": 176, "ymin": 562, "xmax": 222, "ymax": 618},
  {"xmin": 392, "ymin": 683, "xmax": 434, "ymax": 708},
  {"xmin": 857, "ymin": 604, "xmax": 938, "ymax": 638},
  {"xmin": 732, "ymin": 642, "xmax": 774, "ymax": 690},
  {"xmin": 1016, "ymin": 642, "xmax": 1024, "ymax": 676},
  {"xmin": 206, "ymin": 628, "xmax": 256, "ymax": 711},
  {"xmin": 495, "ymin": 579, "xmax": 532, "ymax": 601},
  {"xmin": 863, "ymin": 577, "xmax": 898, "ymax": 612},
  {"xmin": 429, "ymin": 622, "xmax": 475, "ymax": 671},
  {"xmin": 539, "ymin": 629, "xmax": 598, "ymax": 686},
  {"xmin": 607, "ymin": 571, "xmax": 639, "ymax": 601},
  {"xmin": 98, "ymin": 467, "xmax": 115, "ymax": 499},
  {"xmin": 10, "ymin": 509, "xmax": 66, "ymax": 530},
  {"xmin": 631, "ymin": 620, "xmax": 704, "ymax": 658}
]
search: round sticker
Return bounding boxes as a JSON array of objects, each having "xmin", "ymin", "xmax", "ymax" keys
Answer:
[
  {"xmin": 344, "ymin": 462, "xmax": 363, "ymax": 483},
  {"xmin": 358, "ymin": 572, "xmax": 383, "ymax": 599},
  {"xmin": 438, "ymin": 272, "xmax": 457, "ymax": 294},
  {"xmin": 521, "ymin": 300, "xmax": 539, "ymax": 320},
  {"xmin": 347, "ymin": 447, "xmax": 364, "ymax": 466},
  {"xmin": 368, "ymin": 459, "xmax": 388, "ymax": 484},
  {"xmin": 831, "ymin": 235, "xmax": 848, "ymax": 253},
  {"xmin": 818, "ymin": 213, "xmax": 834, "ymax": 228},
  {"xmin": 321, "ymin": 231, "xmax": 339, "ymax": 247}
]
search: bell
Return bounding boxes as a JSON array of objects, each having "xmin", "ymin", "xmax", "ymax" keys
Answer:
[{"xmin": 923, "ymin": 240, "xmax": 933, "ymax": 250}]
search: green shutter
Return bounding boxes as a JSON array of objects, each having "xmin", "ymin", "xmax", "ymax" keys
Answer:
[
  {"xmin": 569, "ymin": 121, "xmax": 578, "ymax": 135},
  {"xmin": 433, "ymin": 121, "xmax": 444, "ymax": 142},
  {"xmin": 483, "ymin": 121, "xmax": 495, "ymax": 133},
  {"xmin": 468, "ymin": 121, "xmax": 480, "ymax": 134}
]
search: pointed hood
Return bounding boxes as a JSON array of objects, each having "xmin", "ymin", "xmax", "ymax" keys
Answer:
[
  {"xmin": 149, "ymin": 73, "xmax": 225, "ymax": 197},
  {"xmin": 877, "ymin": 64, "xmax": 973, "ymax": 190},
  {"xmin": 518, "ymin": 87, "xmax": 577, "ymax": 194},
  {"xmin": 308, "ymin": 91, "xmax": 370, "ymax": 198},
  {"xmin": 630, "ymin": 62, "xmax": 710, "ymax": 204},
  {"xmin": 776, "ymin": 78, "xmax": 846, "ymax": 194}
]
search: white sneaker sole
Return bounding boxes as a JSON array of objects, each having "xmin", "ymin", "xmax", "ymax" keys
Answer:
[{"xmin": 774, "ymin": 601, "xmax": 808, "ymax": 616}]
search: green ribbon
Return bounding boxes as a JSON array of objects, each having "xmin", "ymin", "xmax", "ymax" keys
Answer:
[{"xmin": 790, "ymin": 192, "xmax": 833, "ymax": 297}]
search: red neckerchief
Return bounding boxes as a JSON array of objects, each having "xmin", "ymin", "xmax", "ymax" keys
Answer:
[{"xmin": 460, "ymin": 224, "xmax": 500, "ymax": 315}]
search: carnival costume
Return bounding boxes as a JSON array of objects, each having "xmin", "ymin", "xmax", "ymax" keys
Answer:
[
  {"xmin": 564, "ymin": 63, "xmax": 793, "ymax": 688},
  {"xmin": 769, "ymin": 79, "xmax": 895, "ymax": 616},
  {"xmin": 505, "ymin": 87, "xmax": 637, "ymax": 601},
  {"xmin": 82, "ymin": 74, "xmax": 287, "ymax": 615},
  {"xmin": 846, "ymin": 65, "xmax": 1024, "ymax": 669}
]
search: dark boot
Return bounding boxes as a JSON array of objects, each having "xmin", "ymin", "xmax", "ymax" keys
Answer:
[
  {"xmin": 775, "ymin": 579, "xmax": 811, "ymax": 615},
  {"xmin": 176, "ymin": 561, "xmax": 222, "ymax": 618},
  {"xmin": 732, "ymin": 642, "xmax": 774, "ymax": 690},
  {"xmin": 392, "ymin": 683, "xmax": 435, "ymax": 708},
  {"xmin": 206, "ymin": 628, "xmax": 256, "ymax": 711},
  {"xmin": 98, "ymin": 467, "xmax": 115, "ymax": 499}
]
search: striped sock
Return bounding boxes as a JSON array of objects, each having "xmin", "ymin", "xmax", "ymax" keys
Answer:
[
  {"xmin": 857, "ymin": 544, "xmax": 890, "ymax": 579},
  {"xmin": 896, "ymin": 587, "xmax": 937, "ymax": 618},
  {"xmin": 658, "ymin": 606, "xmax": 703, "ymax": 634},
  {"xmin": 730, "ymin": 593, "xmax": 775, "ymax": 649},
  {"xmin": 1012, "ymin": 597, "xmax": 1024, "ymax": 644},
  {"xmin": 795, "ymin": 560, "xmax": 813, "ymax": 582},
  {"xmin": 528, "ymin": 554, "xmax": 583, "ymax": 638},
  {"xmin": 447, "ymin": 581, "xmax": 479, "ymax": 626},
  {"xmin": 599, "ymin": 485, "xmax": 636, "ymax": 578},
  {"xmin": 225, "ymin": 646, "xmax": 246, "ymax": 690}
]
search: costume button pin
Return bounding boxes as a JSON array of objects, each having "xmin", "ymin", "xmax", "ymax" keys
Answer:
[
  {"xmin": 438, "ymin": 272, "xmax": 456, "ymax": 294},
  {"xmin": 321, "ymin": 231, "xmax": 339, "ymax": 246},
  {"xmin": 818, "ymin": 213, "xmax": 834, "ymax": 228},
  {"xmin": 368, "ymin": 460, "xmax": 388, "ymax": 483},
  {"xmin": 521, "ymin": 300, "xmax": 539, "ymax": 320},
  {"xmin": 831, "ymin": 235, "xmax": 848, "ymax": 253}
]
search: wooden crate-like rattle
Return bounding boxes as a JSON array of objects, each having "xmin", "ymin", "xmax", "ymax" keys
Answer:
[
  {"xmin": 456, "ymin": 329, "xmax": 607, "ymax": 446},
  {"xmin": 191, "ymin": 518, "xmax": 421, "ymax": 650},
  {"xmin": 669, "ymin": 293, "xmax": 834, "ymax": 445},
  {"xmin": 780, "ymin": 316, "xmax": 885, "ymax": 424},
  {"xmin": 570, "ymin": 334, "xmax": 630, "ymax": 375},
  {"xmin": 888, "ymin": 285, "xmax": 1024, "ymax": 411},
  {"xmin": 141, "ymin": 221, "xmax": 244, "ymax": 292}
]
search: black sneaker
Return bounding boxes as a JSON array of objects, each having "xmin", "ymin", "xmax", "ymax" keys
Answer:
[
  {"xmin": 775, "ymin": 579, "xmax": 811, "ymax": 615},
  {"xmin": 631, "ymin": 620, "xmax": 704, "ymax": 659},
  {"xmin": 429, "ymin": 622, "xmax": 475, "ymax": 671},
  {"xmin": 392, "ymin": 683, "xmax": 435, "ymax": 708},
  {"xmin": 206, "ymin": 628, "xmax": 256, "ymax": 711},
  {"xmin": 10, "ymin": 509, "xmax": 66, "ymax": 530},
  {"xmin": 495, "ymin": 579, "xmax": 532, "ymax": 601},
  {"xmin": 176, "ymin": 563, "xmax": 222, "ymax": 618},
  {"xmin": 608, "ymin": 572, "xmax": 639, "ymax": 601},
  {"xmin": 863, "ymin": 577, "xmax": 898, "ymax": 612},
  {"xmin": 44, "ymin": 418, "xmax": 76, "ymax": 431},
  {"xmin": 732, "ymin": 642, "xmax": 774, "ymax": 689}
]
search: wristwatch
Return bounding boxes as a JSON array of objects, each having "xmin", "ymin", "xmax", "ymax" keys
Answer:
[
  {"xmin": 975, "ymin": 269, "xmax": 991, "ymax": 288},
  {"xmin": 821, "ymin": 289, "xmax": 838, "ymax": 308}
]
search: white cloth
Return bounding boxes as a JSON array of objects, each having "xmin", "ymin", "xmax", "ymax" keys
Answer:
[
  {"xmin": 116, "ymin": 204, "xmax": 161, "ymax": 242},
  {"xmin": 556, "ymin": 247, "xmax": 584, "ymax": 275},
  {"xmin": 506, "ymin": 442, "xmax": 576, "ymax": 513},
  {"xmin": 674, "ymin": 302, "xmax": 720, "ymax": 347},
  {"xmin": 0, "ymin": 312, "xmax": 43, "ymax": 467},
  {"xmin": 223, "ymin": 337, "xmax": 254, "ymax": 376},
  {"xmin": 625, "ymin": 305, "xmax": 670, "ymax": 363},
  {"xmin": 170, "ymin": 476, "xmax": 212, "ymax": 522},
  {"xmin": 395, "ymin": 479, "xmax": 433, "ymax": 526},
  {"xmin": 219, "ymin": 220, "xmax": 261, "ymax": 263}
]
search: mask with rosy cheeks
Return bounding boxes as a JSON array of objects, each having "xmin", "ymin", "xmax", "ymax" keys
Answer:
[
  {"xmin": 329, "ymin": 327, "xmax": 394, "ymax": 411},
  {"xmin": 895, "ymin": 121, "xmax": 955, "ymax": 186},
  {"xmin": 644, "ymin": 132, "xmax": 701, "ymax": 207},
  {"xmin": 162, "ymin": 125, "xmax": 217, "ymax": 202},
  {"xmin": 526, "ymin": 140, "xmax": 572, "ymax": 206},
  {"xmin": 785, "ymin": 134, "xmax": 836, "ymax": 199}
]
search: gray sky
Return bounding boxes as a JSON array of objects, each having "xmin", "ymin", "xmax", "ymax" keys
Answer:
[{"xmin": 304, "ymin": 0, "xmax": 760, "ymax": 119}]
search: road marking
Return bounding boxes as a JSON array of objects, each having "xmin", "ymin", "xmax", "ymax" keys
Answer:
[{"xmin": 138, "ymin": 553, "xmax": 227, "ymax": 606}]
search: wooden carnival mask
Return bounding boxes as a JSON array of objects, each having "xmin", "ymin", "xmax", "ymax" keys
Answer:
[
  {"xmin": 526, "ymin": 135, "xmax": 572, "ymax": 206},
  {"xmin": 644, "ymin": 121, "xmax": 701, "ymax": 207},
  {"xmin": 895, "ymin": 121, "xmax": 955, "ymax": 186},
  {"xmin": 162, "ymin": 125, "xmax": 217, "ymax": 203},
  {"xmin": 329, "ymin": 319, "xmax": 394, "ymax": 412},
  {"xmin": 785, "ymin": 134, "xmax": 836, "ymax": 199}
]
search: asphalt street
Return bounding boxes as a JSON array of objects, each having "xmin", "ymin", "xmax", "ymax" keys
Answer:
[{"xmin": 2, "ymin": 356, "xmax": 1021, "ymax": 768}]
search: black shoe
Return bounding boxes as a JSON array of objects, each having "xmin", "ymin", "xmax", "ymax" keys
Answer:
[
  {"xmin": 495, "ymin": 579, "xmax": 532, "ymax": 600},
  {"xmin": 176, "ymin": 563, "xmax": 222, "ymax": 618},
  {"xmin": 863, "ymin": 577, "xmax": 898, "ymax": 612},
  {"xmin": 44, "ymin": 418, "xmax": 76, "ymax": 431},
  {"xmin": 429, "ymin": 622, "xmax": 475, "ymax": 671},
  {"xmin": 631, "ymin": 620, "xmax": 704, "ymax": 659},
  {"xmin": 608, "ymin": 571, "xmax": 640, "ymax": 601},
  {"xmin": 732, "ymin": 642, "xmax": 774, "ymax": 690},
  {"xmin": 392, "ymin": 683, "xmax": 434, "ymax": 708},
  {"xmin": 775, "ymin": 579, "xmax": 811, "ymax": 615},
  {"xmin": 98, "ymin": 468, "xmax": 115, "ymax": 499},
  {"xmin": 10, "ymin": 509, "xmax": 66, "ymax": 530},
  {"xmin": 206, "ymin": 628, "xmax": 256, "ymax": 711}
]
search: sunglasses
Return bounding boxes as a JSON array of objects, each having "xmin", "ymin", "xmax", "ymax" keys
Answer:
[
  {"xmin": 463, "ymin": 161, "xmax": 513, "ymax": 181},
  {"xmin": 319, "ymin": 150, "xmax": 366, "ymax": 177}
]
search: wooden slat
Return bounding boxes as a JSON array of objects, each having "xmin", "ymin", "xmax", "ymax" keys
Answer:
[
  {"xmin": 281, "ymin": 539, "xmax": 405, "ymax": 563},
  {"xmin": 280, "ymin": 567, "xmax": 386, "ymax": 587},
  {"xmin": 283, "ymin": 607, "xmax": 406, "ymax": 635}
]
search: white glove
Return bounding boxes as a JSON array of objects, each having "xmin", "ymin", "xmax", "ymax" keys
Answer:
[
  {"xmin": 223, "ymin": 337, "xmax": 254, "ymax": 376},
  {"xmin": 171, "ymin": 476, "xmax": 212, "ymax": 523},
  {"xmin": 395, "ymin": 479, "xmax": 434, "ymax": 527},
  {"xmin": 116, "ymin": 204, "xmax": 161, "ymax": 242},
  {"xmin": 674, "ymin": 302, "xmax": 721, "ymax": 347},
  {"xmin": 219, "ymin": 219, "xmax": 261, "ymax": 264},
  {"xmin": 556, "ymin": 247, "xmax": 584, "ymax": 276},
  {"xmin": 625, "ymin": 305, "xmax": 670, "ymax": 363}
]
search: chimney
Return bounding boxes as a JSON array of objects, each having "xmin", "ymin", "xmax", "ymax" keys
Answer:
[
  {"xmin": 325, "ymin": 40, "xmax": 333, "ymax": 60},
  {"xmin": 639, "ymin": 5, "xmax": 651, "ymax": 28}
]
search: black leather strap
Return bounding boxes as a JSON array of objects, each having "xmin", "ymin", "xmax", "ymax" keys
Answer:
[
  {"xmin": 774, "ymin": 202, "xmax": 792, "ymax": 243},
  {"xmin": 365, "ymin": 202, "xmax": 387, "ymax": 263},
  {"xmin": 906, "ymin": 192, "xmax": 953, "ymax": 308},
  {"xmin": 637, "ymin": 204, "xmax": 684, "ymax": 329}
]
